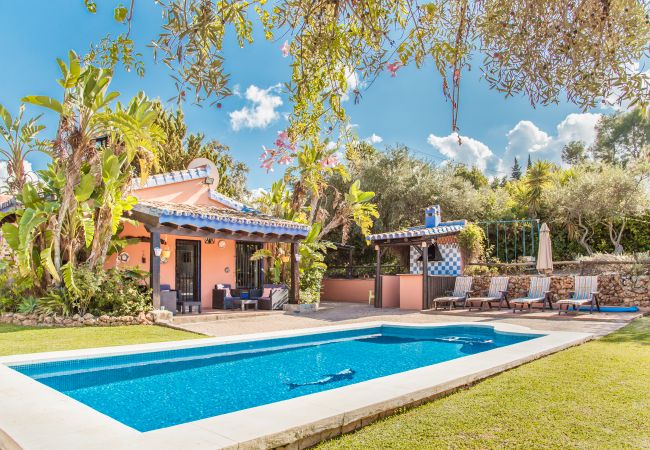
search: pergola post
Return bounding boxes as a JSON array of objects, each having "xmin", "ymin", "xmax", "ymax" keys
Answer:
[
  {"xmin": 374, "ymin": 245, "xmax": 382, "ymax": 308},
  {"xmin": 421, "ymin": 241, "xmax": 429, "ymax": 310},
  {"xmin": 150, "ymin": 230, "xmax": 161, "ymax": 309},
  {"xmin": 290, "ymin": 242, "xmax": 300, "ymax": 304}
]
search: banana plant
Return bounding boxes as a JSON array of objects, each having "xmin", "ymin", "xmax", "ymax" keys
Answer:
[
  {"xmin": 0, "ymin": 104, "xmax": 47, "ymax": 194},
  {"xmin": 23, "ymin": 51, "xmax": 120, "ymax": 275},
  {"xmin": 318, "ymin": 179, "xmax": 378, "ymax": 240},
  {"xmin": 1, "ymin": 182, "xmax": 60, "ymax": 284},
  {"xmin": 21, "ymin": 51, "xmax": 163, "ymax": 283}
]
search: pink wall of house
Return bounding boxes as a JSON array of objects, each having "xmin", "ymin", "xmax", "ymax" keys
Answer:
[
  {"xmin": 321, "ymin": 278, "xmax": 374, "ymax": 304},
  {"xmin": 106, "ymin": 222, "xmax": 237, "ymax": 308},
  {"xmin": 381, "ymin": 275, "xmax": 400, "ymax": 308},
  {"xmin": 106, "ymin": 178, "xmax": 238, "ymax": 309},
  {"xmin": 320, "ymin": 275, "xmax": 400, "ymax": 308},
  {"xmin": 134, "ymin": 179, "xmax": 228, "ymax": 207},
  {"xmin": 398, "ymin": 274, "xmax": 423, "ymax": 310}
]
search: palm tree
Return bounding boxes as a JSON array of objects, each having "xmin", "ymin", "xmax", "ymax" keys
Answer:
[
  {"xmin": 0, "ymin": 104, "xmax": 46, "ymax": 195},
  {"xmin": 523, "ymin": 160, "xmax": 553, "ymax": 218}
]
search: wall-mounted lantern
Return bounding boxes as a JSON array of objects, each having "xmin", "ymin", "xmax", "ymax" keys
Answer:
[{"xmin": 161, "ymin": 246, "xmax": 171, "ymax": 264}]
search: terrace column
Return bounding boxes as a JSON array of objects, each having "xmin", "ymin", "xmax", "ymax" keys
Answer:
[
  {"xmin": 421, "ymin": 241, "xmax": 429, "ymax": 310},
  {"xmin": 150, "ymin": 230, "xmax": 161, "ymax": 309},
  {"xmin": 374, "ymin": 245, "xmax": 382, "ymax": 308},
  {"xmin": 290, "ymin": 242, "xmax": 300, "ymax": 304}
]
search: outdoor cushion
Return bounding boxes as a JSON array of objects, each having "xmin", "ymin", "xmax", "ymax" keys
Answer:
[
  {"xmin": 432, "ymin": 296, "xmax": 465, "ymax": 304},
  {"xmin": 261, "ymin": 287, "xmax": 273, "ymax": 299}
]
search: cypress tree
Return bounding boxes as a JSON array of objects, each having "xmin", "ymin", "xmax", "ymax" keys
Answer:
[{"xmin": 511, "ymin": 157, "xmax": 522, "ymax": 180}]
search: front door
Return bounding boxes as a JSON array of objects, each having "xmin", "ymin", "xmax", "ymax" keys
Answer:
[{"xmin": 176, "ymin": 240, "xmax": 200, "ymax": 303}]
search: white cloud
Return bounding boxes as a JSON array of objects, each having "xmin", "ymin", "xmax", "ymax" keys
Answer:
[
  {"xmin": 365, "ymin": 133, "xmax": 383, "ymax": 145},
  {"xmin": 229, "ymin": 84, "xmax": 283, "ymax": 131},
  {"xmin": 426, "ymin": 132, "xmax": 500, "ymax": 173},
  {"xmin": 0, "ymin": 160, "xmax": 35, "ymax": 190},
  {"xmin": 427, "ymin": 112, "xmax": 601, "ymax": 175},
  {"xmin": 500, "ymin": 113, "xmax": 600, "ymax": 170},
  {"xmin": 248, "ymin": 187, "xmax": 267, "ymax": 202}
]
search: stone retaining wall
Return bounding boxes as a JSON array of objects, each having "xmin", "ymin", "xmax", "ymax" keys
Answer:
[
  {"xmin": 0, "ymin": 310, "xmax": 173, "ymax": 327},
  {"xmin": 471, "ymin": 274, "xmax": 649, "ymax": 307}
]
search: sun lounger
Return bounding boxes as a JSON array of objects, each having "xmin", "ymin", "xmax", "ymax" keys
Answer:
[
  {"xmin": 556, "ymin": 275, "xmax": 600, "ymax": 314},
  {"xmin": 511, "ymin": 277, "xmax": 552, "ymax": 312},
  {"xmin": 431, "ymin": 277, "xmax": 473, "ymax": 310},
  {"xmin": 466, "ymin": 276, "xmax": 509, "ymax": 311}
]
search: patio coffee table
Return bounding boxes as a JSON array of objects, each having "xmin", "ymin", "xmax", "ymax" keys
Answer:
[{"xmin": 241, "ymin": 299, "xmax": 258, "ymax": 311}]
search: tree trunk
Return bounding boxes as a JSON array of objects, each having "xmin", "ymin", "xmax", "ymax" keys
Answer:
[
  {"xmin": 606, "ymin": 219, "xmax": 626, "ymax": 255},
  {"xmin": 86, "ymin": 204, "xmax": 113, "ymax": 268},
  {"xmin": 577, "ymin": 216, "xmax": 593, "ymax": 256},
  {"xmin": 53, "ymin": 152, "xmax": 82, "ymax": 281}
]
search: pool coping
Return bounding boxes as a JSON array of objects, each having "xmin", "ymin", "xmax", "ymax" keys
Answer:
[{"xmin": 0, "ymin": 321, "xmax": 592, "ymax": 449}]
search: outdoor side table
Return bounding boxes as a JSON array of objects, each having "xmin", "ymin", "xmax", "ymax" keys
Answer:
[{"xmin": 241, "ymin": 299, "xmax": 258, "ymax": 311}]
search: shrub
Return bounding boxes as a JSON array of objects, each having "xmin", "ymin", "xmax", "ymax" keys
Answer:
[
  {"xmin": 17, "ymin": 296, "xmax": 38, "ymax": 314},
  {"xmin": 37, "ymin": 289, "xmax": 73, "ymax": 316},
  {"xmin": 464, "ymin": 265, "xmax": 498, "ymax": 276},
  {"xmin": 300, "ymin": 264, "xmax": 325, "ymax": 304},
  {"xmin": 92, "ymin": 268, "xmax": 152, "ymax": 316},
  {"xmin": 458, "ymin": 223, "xmax": 487, "ymax": 263},
  {"xmin": 0, "ymin": 260, "xmax": 37, "ymax": 313}
]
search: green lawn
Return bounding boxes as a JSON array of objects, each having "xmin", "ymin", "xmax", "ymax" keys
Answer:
[
  {"xmin": 319, "ymin": 317, "xmax": 650, "ymax": 449},
  {"xmin": 0, "ymin": 324, "xmax": 201, "ymax": 356}
]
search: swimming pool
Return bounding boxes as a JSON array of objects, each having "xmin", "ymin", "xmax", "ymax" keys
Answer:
[{"xmin": 10, "ymin": 324, "xmax": 542, "ymax": 432}]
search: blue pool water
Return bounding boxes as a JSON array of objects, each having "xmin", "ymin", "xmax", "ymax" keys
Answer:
[{"xmin": 11, "ymin": 325, "xmax": 542, "ymax": 432}]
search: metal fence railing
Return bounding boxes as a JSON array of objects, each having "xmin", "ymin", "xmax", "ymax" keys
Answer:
[{"xmin": 325, "ymin": 264, "xmax": 404, "ymax": 279}]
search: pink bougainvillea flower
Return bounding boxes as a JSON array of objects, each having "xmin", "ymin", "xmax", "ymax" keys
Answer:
[
  {"xmin": 278, "ymin": 154, "xmax": 294, "ymax": 165},
  {"xmin": 320, "ymin": 154, "xmax": 340, "ymax": 168},
  {"xmin": 277, "ymin": 130, "xmax": 289, "ymax": 141},
  {"xmin": 280, "ymin": 41, "xmax": 290, "ymax": 58},
  {"xmin": 386, "ymin": 61, "xmax": 401, "ymax": 77}
]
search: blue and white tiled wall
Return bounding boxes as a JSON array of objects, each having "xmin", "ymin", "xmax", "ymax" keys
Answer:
[{"xmin": 409, "ymin": 244, "xmax": 463, "ymax": 276}]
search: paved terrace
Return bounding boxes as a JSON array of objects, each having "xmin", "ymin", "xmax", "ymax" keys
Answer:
[{"xmin": 172, "ymin": 302, "xmax": 646, "ymax": 338}]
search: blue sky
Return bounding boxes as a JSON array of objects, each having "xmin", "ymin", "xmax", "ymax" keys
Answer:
[{"xmin": 0, "ymin": 1, "xmax": 604, "ymax": 190}]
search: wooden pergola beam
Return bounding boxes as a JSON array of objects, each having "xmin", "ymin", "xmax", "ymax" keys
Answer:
[{"xmin": 145, "ymin": 224, "xmax": 305, "ymax": 244}]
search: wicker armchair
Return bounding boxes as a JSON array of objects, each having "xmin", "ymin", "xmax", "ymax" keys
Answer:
[{"xmin": 212, "ymin": 284, "xmax": 241, "ymax": 310}]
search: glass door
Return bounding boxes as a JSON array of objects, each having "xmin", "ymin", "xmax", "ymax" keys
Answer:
[
  {"xmin": 175, "ymin": 240, "xmax": 200, "ymax": 303},
  {"xmin": 236, "ymin": 242, "xmax": 262, "ymax": 289}
]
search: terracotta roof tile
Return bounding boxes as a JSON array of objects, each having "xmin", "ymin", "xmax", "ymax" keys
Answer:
[{"xmin": 133, "ymin": 200, "xmax": 309, "ymax": 236}]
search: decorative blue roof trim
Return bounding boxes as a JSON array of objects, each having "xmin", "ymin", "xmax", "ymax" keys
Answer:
[
  {"xmin": 158, "ymin": 213, "xmax": 307, "ymax": 237},
  {"xmin": 131, "ymin": 166, "xmax": 211, "ymax": 190},
  {"xmin": 366, "ymin": 222, "xmax": 465, "ymax": 242},
  {"xmin": 407, "ymin": 220, "xmax": 467, "ymax": 231},
  {"xmin": 208, "ymin": 190, "xmax": 259, "ymax": 213},
  {"xmin": 133, "ymin": 200, "xmax": 310, "ymax": 237}
]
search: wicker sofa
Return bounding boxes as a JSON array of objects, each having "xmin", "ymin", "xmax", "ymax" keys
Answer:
[{"xmin": 255, "ymin": 284, "xmax": 289, "ymax": 310}]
